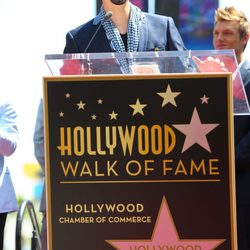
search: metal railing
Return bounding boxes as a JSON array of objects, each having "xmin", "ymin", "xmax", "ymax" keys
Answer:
[{"xmin": 16, "ymin": 200, "xmax": 42, "ymax": 250}]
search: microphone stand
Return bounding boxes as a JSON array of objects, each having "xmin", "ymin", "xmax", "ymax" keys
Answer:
[{"xmin": 84, "ymin": 11, "xmax": 113, "ymax": 75}]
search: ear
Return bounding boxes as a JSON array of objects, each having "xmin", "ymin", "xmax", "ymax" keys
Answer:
[{"xmin": 242, "ymin": 33, "xmax": 250, "ymax": 46}]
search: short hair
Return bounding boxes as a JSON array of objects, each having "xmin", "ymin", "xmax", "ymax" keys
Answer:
[{"xmin": 214, "ymin": 6, "xmax": 250, "ymax": 39}]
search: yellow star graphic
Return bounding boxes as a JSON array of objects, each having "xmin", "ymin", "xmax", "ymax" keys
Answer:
[
  {"xmin": 91, "ymin": 114, "xmax": 97, "ymax": 120},
  {"xmin": 65, "ymin": 93, "xmax": 71, "ymax": 99},
  {"xmin": 97, "ymin": 99, "xmax": 103, "ymax": 104},
  {"xmin": 59, "ymin": 112, "xmax": 64, "ymax": 117},
  {"xmin": 157, "ymin": 85, "xmax": 181, "ymax": 107},
  {"xmin": 109, "ymin": 111, "xmax": 118, "ymax": 120},
  {"xmin": 129, "ymin": 98, "xmax": 147, "ymax": 116},
  {"xmin": 76, "ymin": 100, "xmax": 86, "ymax": 110}
]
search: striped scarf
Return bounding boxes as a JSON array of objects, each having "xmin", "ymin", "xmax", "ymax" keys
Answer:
[
  {"xmin": 100, "ymin": 3, "xmax": 142, "ymax": 52},
  {"xmin": 100, "ymin": 4, "xmax": 143, "ymax": 73}
]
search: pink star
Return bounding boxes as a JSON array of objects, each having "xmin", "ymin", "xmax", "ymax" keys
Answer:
[
  {"xmin": 106, "ymin": 197, "xmax": 225, "ymax": 249},
  {"xmin": 200, "ymin": 94, "xmax": 210, "ymax": 104},
  {"xmin": 173, "ymin": 108, "xmax": 219, "ymax": 153}
]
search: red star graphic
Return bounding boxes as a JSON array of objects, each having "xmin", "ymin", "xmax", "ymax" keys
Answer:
[{"xmin": 106, "ymin": 197, "xmax": 225, "ymax": 249}]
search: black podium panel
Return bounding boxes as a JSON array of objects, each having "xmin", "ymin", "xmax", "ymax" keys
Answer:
[{"xmin": 44, "ymin": 74, "xmax": 236, "ymax": 250}]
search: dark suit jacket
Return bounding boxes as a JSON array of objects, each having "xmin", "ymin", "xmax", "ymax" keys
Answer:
[
  {"xmin": 63, "ymin": 12, "xmax": 186, "ymax": 53},
  {"xmin": 235, "ymin": 59, "xmax": 250, "ymax": 205},
  {"xmin": 62, "ymin": 12, "xmax": 186, "ymax": 75}
]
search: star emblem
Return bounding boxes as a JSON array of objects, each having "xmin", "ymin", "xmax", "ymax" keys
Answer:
[
  {"xmin": 107, "ymin": 196, "xmax": 225, "ymax": 249},
  {"xmin": 200, "ymin": 95, "xmax": 210, "ymax": 104},
  {"xmin": 157, "ymin": 85, "xmax": 181, "ymax": 107},
  {"xmin": 109, "ymin": 111, "xmax": 118, "ymax": 120},
  {"xmin": 173, "ymin": 108, "xmax": 219, "ymax": 153},
  {"xmin": 65, "ymin": 93, "xmax": 71, "ymax": 99},
  {"xmin": 91, "ymin": 114, "xmax": 97, "ymax": 120},
  {"xmin": 97, "ymin": 99, "xmax": 103, "ymax": 104},
  {"xmin": 59, "ymin": 112, "xmax": 64, "ymax": 117},
  {"xmin": 76, "ymin": 100, "xmax": 86, "ymax": 110},
  {"xmin": 129, "ymin": 98, "xmax": 147, "ymax": 116}
]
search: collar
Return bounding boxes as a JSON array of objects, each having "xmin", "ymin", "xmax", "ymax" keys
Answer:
[
  {"xmin": 93, "ymin": 11, "xmax": 102, "ymax": 25},
  {"xmin": 238, "ymin": 58, "xmax": 246, "ymax": 69},
  {"xmin": 93, "ymin": 3, "xmax": 145, "ymax": 26}
]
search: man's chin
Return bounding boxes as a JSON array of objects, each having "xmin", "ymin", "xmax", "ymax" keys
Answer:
[{"xmin": 215, "ymin": 46, "xmax": 230, "ymax": 50}]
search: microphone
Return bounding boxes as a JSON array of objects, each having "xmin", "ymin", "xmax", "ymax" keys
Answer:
[{"xmin": 84, "ymin": 11, "xmax": 113, "ymax": 53}]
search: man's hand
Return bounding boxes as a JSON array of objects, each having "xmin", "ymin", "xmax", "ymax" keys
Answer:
[{"xmin": 192, "ymin": 56, "xmax": 228, "ymax": 72}]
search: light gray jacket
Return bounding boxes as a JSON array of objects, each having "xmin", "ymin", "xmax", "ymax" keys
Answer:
[{"xmin": 0, "ymin": 101, "xmax": 18, "ymax": 212}]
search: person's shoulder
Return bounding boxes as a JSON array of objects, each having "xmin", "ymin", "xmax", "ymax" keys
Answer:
[
  {"xmin": 244, "ymin": 59, "xmax": 250, "ymax": 70},
  {"xmin": 241, "ymin": 59, "xmax": 250, "ymax": 79},
  {"xmin": 67, "ymin": 18, "xmax": 96, "ymax": 37},
  {"xmin": 142, "ymin": 12, "xmax": 173, "ymax": 22},
  {"xmin": 240, "ymin": 59, "xmax": 250, "ymax": 91}
]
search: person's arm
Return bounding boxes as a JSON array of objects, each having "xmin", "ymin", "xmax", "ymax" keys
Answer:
[
  {"xmin": 63, "ymin": 31, "xmax": 81, "ymax": 54},
  {"xmin": 235, "ymin": 128, "xmax": 250, "ymax": 171},
  {"xmin": 33, "ymin": 99, "xmax": 45, "ymax": 170},
  {"xmin": 166, "ymin": 17, "xmax": 186, "ymax": 51},
  {"xmin": 235, "ymin": 69, "xmax": 250, "ymax": 171},
  {"xmin": 0, "ymin": 102, "xmax": 18, "ymax": 156}
]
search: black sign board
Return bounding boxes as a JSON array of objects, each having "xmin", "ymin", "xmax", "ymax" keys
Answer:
[{"xmin": 44, "ymin": 74, "xmax": 236, "ymax": 250}]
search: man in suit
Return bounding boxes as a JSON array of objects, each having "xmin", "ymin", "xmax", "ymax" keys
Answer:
[
  {"xmin": 63, "ymin": 0, "xmax": 186, "ymax": 54},
  {"xmin": 0, "ymin": 100, "xmax": 18, "ymax": 249},
  {"xmin": 34, "ymin": 1, "xmax": 186, "ymax": 249},
  {"xmin": 61, "ymin": 0, "xmax": 188, "ymax": 75},
  {"xmin": 213, "ymin": 6, "xmax": 250, "ymax": 250}
]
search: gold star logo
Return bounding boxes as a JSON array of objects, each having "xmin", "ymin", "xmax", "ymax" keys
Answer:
[
  {"xmin": 157, "ymin": 85, "xmax": 181, "ymax": 107},
  {"xmin": 109, "ymin": 111, "xmax": 118, "ymax": 120},
  {"xmin": 129, "ymin": 98, "xmax": 147, "ymax": 116},
  {"xmin": 97, "ymin": 99, "xmax": 103, "ymax": 104},
  {"xmin": 76, "ymin": 100, "xmax": 86, "ymax": 110},
  {"xmin": 65, "ymin": 93, "xmax": 71, "ymax": 99}
]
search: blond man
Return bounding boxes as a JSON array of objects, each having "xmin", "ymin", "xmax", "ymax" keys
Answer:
[{"xmin": 214, "ymin": 6, "xmax": 250, "ymax": 250}]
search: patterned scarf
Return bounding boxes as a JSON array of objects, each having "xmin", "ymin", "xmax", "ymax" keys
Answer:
[{"xmin": 100, "ymin": 3, "xmax": 143, "ymax": 73}]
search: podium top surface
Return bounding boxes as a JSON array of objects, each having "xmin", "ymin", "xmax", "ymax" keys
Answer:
[{"xmin": 45, "ymin": 50, "xmax": 249, "ymax": 114}]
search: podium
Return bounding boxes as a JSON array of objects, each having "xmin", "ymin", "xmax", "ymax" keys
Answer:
[{"xmin": 43, "ymin": 50, "xmax": 247, "ymax": 250}]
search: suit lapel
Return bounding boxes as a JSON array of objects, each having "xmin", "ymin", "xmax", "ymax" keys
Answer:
[
  {"xmin": 240, "ymin": 60, "xmax": 250, "ymax": 85},
  {"xmin": 138, "ymin": 14, "xmax": 148, "ymax": 51}
]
